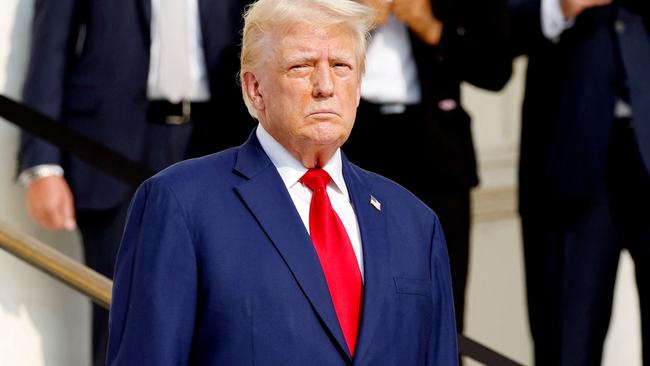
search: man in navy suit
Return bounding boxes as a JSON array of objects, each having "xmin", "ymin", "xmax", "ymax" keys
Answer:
[
  {"xmin": 107, "ymin": 0, "xmax": 458, "ymax": 364},
  {"xmin": 18, "ymin": 0, "xmax": 253, "ymax": 364},
  {"xmin": 509, "ymin": 0, "xmax": 650, "ymax": 364}
]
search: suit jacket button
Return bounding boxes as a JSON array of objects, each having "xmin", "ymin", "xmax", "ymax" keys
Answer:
[{"xmin": 614, "ymin": 20, "xmax": 626, "ymax": 34}]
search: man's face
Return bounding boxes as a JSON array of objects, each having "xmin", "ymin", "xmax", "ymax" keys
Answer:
[{"xmin": 248, "ymin": 22, "xmax": 361, "ymax": 159}]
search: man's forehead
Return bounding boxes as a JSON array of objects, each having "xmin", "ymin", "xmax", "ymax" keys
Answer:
[
  {"xmin": 278, "ymin": 25, "xmax": 356, "ymax": 57},
  {"xmin": 279, "ymin": 22, "xmax": 354, "ymax": 44},
  {"xmin": 282, "ymin": 47, "xmax": 355, "ymax": 61}
]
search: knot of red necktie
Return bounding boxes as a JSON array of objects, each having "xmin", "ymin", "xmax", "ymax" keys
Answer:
[{"xmin": 300, "ymin": 168, "xmax": 331, "ymax": 192}]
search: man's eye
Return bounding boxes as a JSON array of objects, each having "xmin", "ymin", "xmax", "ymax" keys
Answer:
[
  {"xmin": 333, "ymin": 63, "xmax": 353, "ymax": 74},
  {"xmin": 288, "ymin": 64, "xmax": 312, "ymax": 76}
]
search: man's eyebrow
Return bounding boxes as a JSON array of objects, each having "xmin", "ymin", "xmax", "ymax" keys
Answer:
[
  {"xmin": 329, "ymin": 53, "xmax": 354, "ymax": 63},
  {"xmin": 283, "ymin": 50, "xmax": 355, "ymax": 64}
]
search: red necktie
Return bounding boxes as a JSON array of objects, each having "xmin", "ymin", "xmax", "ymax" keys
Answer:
[{"xmin": 300, "ymin": 168, "xmax": 363, "ymax": 355}]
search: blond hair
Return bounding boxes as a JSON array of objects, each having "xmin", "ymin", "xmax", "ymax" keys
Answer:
[{"xmin": 239, "ymin": 0, "xmax": 375, "ymax": 118}]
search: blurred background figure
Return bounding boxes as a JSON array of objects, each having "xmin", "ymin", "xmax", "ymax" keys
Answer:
[
  {"xmin": 343, "ymin": 0, "xmax": 511, "ymax": 341},
  {"xmin": 509, "ymin": 0, "xmax": 650, "ymax": 364},
  {"xmin": 17, "ymin": 0, "xmax": 253, "ymax": 364}
]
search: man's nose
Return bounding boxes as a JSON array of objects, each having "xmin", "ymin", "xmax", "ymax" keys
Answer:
[{"xmin": 312, "ymin": 63, "xmax": 335, "ymax": 98}]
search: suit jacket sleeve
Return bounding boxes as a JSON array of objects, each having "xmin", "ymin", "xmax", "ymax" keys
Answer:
[
  {"xmin": 18, "ymin": 0, "xmax": 83, "ymax": 172},
  {"xmin": 107, "ymin": 179, "xmax": 198, "ymax": 365},
  {"xmin": 436, "ymin": 0, "xmax": 513, "ymax": 91},
  {"xmin": 427, "ymin": 217, "xmax": 459, "ymax": 365}
]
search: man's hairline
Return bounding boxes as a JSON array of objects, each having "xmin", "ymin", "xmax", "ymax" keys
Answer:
[{"xmin": 243, "ymin": 21, "xmax": 366, "ymax": 79}]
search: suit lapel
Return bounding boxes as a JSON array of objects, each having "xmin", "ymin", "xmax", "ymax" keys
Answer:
[
  {"xmin": 198, "ymin": 0, "xmax": 213, "ymax": 32},
  {"xmin": 341, "ymin": 158, "xmax": 391, "ymax": 365},
  {"xmin": 617, "ymin": 7, "xmax": 650, "ymax": 173},
  {"xmin": 137, "ymin": 0, "xmax": 152, "ymax": 36},
  {"xmin": 233, "ymin": 134, "xmax": 352, "ymax": 361},
  {"xmin": 198, "ymin": 0, "xmax": 210, "ymax": 41}
]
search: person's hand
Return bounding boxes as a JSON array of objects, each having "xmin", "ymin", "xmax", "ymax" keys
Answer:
[
  {"xmin": 392, "ymin": 0, "xmax": 443, "ymax": 45},
  {"xmin": 359, "ymin": 0, "xmax": 393, "ymax": 26},
  {"xmin": 560, "ymin": 0, "xmax": 613, "ymax": 19},
  {"xmin": 26, "ymin": 175, "xmax": 77, "ymax": 231}
]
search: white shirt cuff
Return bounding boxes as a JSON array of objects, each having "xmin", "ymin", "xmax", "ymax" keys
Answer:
[
  {"xmin": 18, "ymin": 164, "xmax": 64, "ymax": 187},
  {"xmin": 541, "ymin": 0, "xmax": 575, "ymax": 40}
]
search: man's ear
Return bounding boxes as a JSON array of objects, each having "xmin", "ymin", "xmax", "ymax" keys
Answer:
[
  {"xmin": 354, "ymin": 76, "xmax": 361, "ymax": 108},
  {"xmin": 242, "ymin": 71, "xmax": 265, "ymax": 111}
]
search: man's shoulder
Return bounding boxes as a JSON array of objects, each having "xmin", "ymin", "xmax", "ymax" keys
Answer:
[{"xmin": 143, "ymin": 147, "xmax": 240, "ymax": 196}]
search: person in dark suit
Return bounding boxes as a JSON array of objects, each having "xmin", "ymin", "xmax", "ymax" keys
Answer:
[
  {"xmin": 509, "ymin": 0, "xmax": 650, "ymax": 364},
  {"xmin": 107, "ymin": 0, "xmax": 459, "ymax": 364},
  {"xmin": 17, "ymin": 0, "xmax": 253, "ymax": 364},
  {"xmin": 343, "ymin": 0, "xmax": 511, "ymax": 335}
]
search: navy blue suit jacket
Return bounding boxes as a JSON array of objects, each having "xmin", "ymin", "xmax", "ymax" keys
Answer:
[
  {"xmin": 107, "ymin": 133, "xmax": 458, "ymax": 365},
  {"xmin": 19, "ymin": 0, "xmax": 251, "ymax": 210},
  {"xmin": 509, "ymin": 0, "xmax": 650, "ymax": 212}
]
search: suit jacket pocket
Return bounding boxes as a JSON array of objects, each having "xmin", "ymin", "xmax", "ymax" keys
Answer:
[{"xmin": 394, "ymin": 277, "xmax": 432, "ymax": 297}]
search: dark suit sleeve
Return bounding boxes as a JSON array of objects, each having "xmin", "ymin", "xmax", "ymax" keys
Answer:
[
  {"xmin": 107, "ymin": 180, "xmax": 198, "ymax": 365},
  {"xmin": 18, "ymin": 0, "xmax": 83, "ymax": 172},
  {"xmin": 436, "ymin": 0, "xmax": 513, "ymax": 91},
  {"xmin": 427, "ymin": 217, "xmax": 459, "ymax": 366}
]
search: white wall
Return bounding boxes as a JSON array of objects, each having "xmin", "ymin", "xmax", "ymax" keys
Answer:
[
  {"xmin": 0, "ymin": 1, "xmax": 90, "ymax": 365},
  {"xmin": 0, "ymin": 2, "xmax": 640, "ymax": 365}
]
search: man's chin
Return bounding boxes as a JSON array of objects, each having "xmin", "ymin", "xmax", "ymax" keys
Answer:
[{"xmin": 306, "ymin": 123, "xmax": 349, "ymax": 141}]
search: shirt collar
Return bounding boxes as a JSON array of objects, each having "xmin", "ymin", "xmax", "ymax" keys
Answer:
[{"xmin": 255, "ymin": 124, "xmax": 349, "ymax": 198}]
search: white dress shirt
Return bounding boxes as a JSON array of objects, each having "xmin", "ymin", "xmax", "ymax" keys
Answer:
[
  {"xmin": 361, "ymin": 15, "xmax": 421, "ymax": 105},
  {"xmin": 256, "ymin": 124, "xmax": 365, "ymax": 278},
  {"xmin": 147, "ymin": 0, "xmax": 210, "ymax": 102},
  {"xmin": 541, "ymin": 0, "xmax": 575, "ymax": 39}
]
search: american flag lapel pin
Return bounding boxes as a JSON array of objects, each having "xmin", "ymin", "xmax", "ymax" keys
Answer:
[{"xmin": 370, "ymin": 195, "xmax": 381, "ymax": 211}]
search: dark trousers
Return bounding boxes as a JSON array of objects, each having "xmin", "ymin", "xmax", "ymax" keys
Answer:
[
  {"xmin": 522, "ymin": 118, "xmax": 650, "ymax": 366},
  {"xmin": 77, "ymin": 202, "xmax": 130, "ymax": 366},
  {"xmin": 344, "ymin": 101, "xmax": 471, "ymax": 332},
  {"xmin": 77, "ymin": 120, "xmax": 194, "ymax": 366}
]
